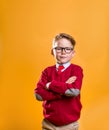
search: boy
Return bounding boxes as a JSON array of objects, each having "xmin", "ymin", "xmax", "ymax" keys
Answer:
[{"xmin": 34, "ymin": 33, "xmax": 83, "ymax": 130}]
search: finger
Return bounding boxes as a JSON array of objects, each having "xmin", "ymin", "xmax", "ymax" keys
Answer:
[
  {"xmin": 69, "ymin": 78, "xmax": 76, "ymax": 82},
  {"xmin": 71, "ymin": 76, "xmax": 77, "ymax": 80},
  {"xmin": 66, "ymin": 80, "xmax": 75, "ymax": 84},
  {"xmin": 66, "ymin": 76, "xmax": 77, "ymax": 83}
]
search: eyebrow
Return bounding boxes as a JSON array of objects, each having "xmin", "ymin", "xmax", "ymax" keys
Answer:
[
  {"xmin": 54, "ymin": 47, "xmax": 73, "ymax": 49},
  {"xmin": 55, "ymin": 46, "xmax": 73, "ymax": 48}
]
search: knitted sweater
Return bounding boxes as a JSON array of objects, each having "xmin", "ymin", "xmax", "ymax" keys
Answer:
[{"xmin": 34, "ymin": 64, "xmax": 83, "ymax": 126}]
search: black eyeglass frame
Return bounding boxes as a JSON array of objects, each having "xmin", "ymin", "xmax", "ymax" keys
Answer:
[{"xmin": 53, "ymin": 47, "xmax": 73, "ymax": 53}]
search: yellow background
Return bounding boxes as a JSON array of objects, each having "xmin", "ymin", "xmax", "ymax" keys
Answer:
[{"xmin": 0, "ymin": 0, "xmax": 109, "ymax": 130}]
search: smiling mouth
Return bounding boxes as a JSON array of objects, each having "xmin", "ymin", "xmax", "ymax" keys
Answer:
[{"xmin": 60, "ymin": 56, "xmax": 66, "ymax": 59}]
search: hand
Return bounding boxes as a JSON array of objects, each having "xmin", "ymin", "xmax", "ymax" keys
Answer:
[
  {"xmin": 66, "ymin": 76, "xmax": 77, "ymax": 84},
  {"xmin": 45, "ymin": 82, "xmax": 51, "ymax": 90}
]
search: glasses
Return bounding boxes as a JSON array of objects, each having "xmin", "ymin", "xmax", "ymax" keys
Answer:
[{"xmin": 53, "ymin": 47, "xmax": 73, "ymax": 54}]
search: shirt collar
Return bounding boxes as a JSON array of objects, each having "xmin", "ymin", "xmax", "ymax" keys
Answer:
[{"xmin": 56, "ymin": 62, "xmax": 71, "ymax": 70}]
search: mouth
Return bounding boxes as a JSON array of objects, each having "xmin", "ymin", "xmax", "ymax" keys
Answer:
[
  {"xmin": 60, "ymin": 55, "xmax": 67, "ymax": 57},
  {"xmin": 60, "ymin": 56, "xmax": 67, "ymax": 59}
]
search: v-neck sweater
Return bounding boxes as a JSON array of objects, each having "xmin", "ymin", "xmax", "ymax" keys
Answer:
[{"xmin": 35, "ymin": 63, "xmax": 83, "ymax": 126}]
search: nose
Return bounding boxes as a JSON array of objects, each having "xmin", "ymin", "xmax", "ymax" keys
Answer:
[{"xmin": 61, "ymin": 48, "xmax": 66, "ymax": 54}]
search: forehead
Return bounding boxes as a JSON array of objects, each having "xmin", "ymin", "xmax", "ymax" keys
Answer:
[{"xmin": 53, "ymin": 38, "xmax": 73, "ymax": 47}]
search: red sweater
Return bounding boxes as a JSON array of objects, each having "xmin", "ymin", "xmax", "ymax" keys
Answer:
[{"xmin": 34, "ymin": 64, "xmax": 83, "ymax": 126}]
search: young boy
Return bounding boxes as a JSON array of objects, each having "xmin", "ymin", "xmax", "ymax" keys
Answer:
[{"xmin": 34, "ymin": 33, "xmax": 83, "ymax": 130}]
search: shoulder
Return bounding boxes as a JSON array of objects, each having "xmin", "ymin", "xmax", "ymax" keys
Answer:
[
  {"xmin": 70, "ymin": 64, "xmax": 84, "ymax": 77},
  {"xmin": 41, "ymin": 65, "xmax": 56, "ymax": 77},
  {"xmin": 70, "ymin": 63, "xmax": 83, "ymax": 71},
  {"xmin": 43, "ymin": 65, "xmax": 56, "ymax": 72}
]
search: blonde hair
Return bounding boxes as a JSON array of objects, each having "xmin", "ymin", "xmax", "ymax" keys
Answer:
[{"xmin": 52, "ymin": 33, "xmax": 76, "ymax": 49}]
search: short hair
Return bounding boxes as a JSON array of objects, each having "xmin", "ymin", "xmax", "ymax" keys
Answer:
[{"xmin": 53, "ymin": 33, "xmax": 76, "ymax": 49}]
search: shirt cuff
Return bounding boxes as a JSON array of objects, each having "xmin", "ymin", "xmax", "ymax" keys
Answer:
[{"xmin": 45, "ymin": 82, "xmax": 51, "ymax": 90}]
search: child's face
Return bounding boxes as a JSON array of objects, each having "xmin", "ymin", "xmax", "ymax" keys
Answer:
[{"xmin": 52, "ymin": 38, "xmax": 75, "ymax": 64}]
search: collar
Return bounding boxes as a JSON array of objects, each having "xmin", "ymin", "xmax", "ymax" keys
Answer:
[{"xmin": 56, "ymin": 62, "xmax": 71, "ymax": 71}]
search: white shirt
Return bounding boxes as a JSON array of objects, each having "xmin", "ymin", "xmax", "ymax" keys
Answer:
[{"xmin": 56, "ymin": 62, "xmax": 71, "ymax": 72}]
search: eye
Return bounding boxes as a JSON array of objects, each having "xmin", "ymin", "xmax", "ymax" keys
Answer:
[
  {"xmin": 56, "ymin": 47, "xmax": 61, "ymax": 50},
  {"xmin": 65, "ymin": 48, "xmax": 72, "ymax": 51}
]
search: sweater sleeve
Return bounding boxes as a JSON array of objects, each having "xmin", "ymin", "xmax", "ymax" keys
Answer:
[
  {"xmin": 49, "ymin": 66, "xmax": 83, "ymax": 95},
  {"xmin": 34, "ymin": 68, "xmax": 62, "ymax": 101}
]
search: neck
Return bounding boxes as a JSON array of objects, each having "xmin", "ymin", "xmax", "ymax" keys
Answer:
[
  {"xmin": 57, "ymin": 62, "xmax": 70, "ymax": 66},
  {"xmin": 56, "ymin": 62, "xmax": 71, "ymax": 70}
]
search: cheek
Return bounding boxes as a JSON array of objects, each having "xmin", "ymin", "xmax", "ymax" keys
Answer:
[
  {"xmin": 52, "ymin": 51, "xmax": 59, "ymax": 59},
  {"xmin": 68, "ymin": 54, "xmax": 74, "ymax": 59},
  {"xmin": 53, "ymin": 51, "xmax": 60, "ymax": 57},
  {"xmin": 70, "ymin": 52, "xmax": 74, "ymax": 57}
]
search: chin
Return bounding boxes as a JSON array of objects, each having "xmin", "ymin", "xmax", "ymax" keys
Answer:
[{"xmin": 58, "ymin": 61, "xmax": 67, "ymax": 64}]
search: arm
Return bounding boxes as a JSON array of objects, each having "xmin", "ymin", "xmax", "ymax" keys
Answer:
[
  {"xmin": 34, "ymin": 68, "xmax": 61, "ymax": 101},
  {"xmin": 48, "ymin": 66, "xmax": 83, "ymax": 96},
  {"xmin": 65, "ymin": 76, "xmax": 80, "ymax": 97},
  {"xmin": 45, "ymin": 76, "xmax": 79, "ymax": 97}
]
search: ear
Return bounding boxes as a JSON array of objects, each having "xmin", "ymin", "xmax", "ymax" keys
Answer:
[
  {"xmin": 72, "ymin": 50, "xmax": 75, "ymax": 57},
  {"xmin": 51, "ymin": 49, "xmax": 54, "ymax": 55}
]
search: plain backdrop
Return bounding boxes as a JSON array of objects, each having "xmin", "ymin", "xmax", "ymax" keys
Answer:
[{"xmin": 0, "ymin": 0, "xmax": 109, "ymax": 130}]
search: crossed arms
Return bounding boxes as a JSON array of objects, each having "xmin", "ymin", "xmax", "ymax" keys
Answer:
[{"xmin": 34, "ymin": 67, "xmax": 83, "ymax": 101}]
